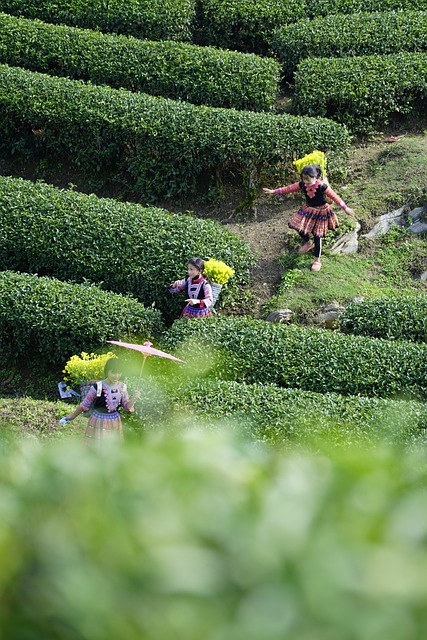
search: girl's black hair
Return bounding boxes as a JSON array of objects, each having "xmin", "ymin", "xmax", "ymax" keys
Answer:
[
  {"xmin": 301, "ymin": 164, "xmax": 323, "ymax": 179},
  {"xmin": 104, "ymin": 357, "xmax": 122, "ymax": 376},
  {"xmin": 188, "ymin": 257, "xmax": 205, "ymax": 273}
]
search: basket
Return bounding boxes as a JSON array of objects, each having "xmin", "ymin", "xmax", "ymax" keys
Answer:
[
  {"xmin": 80, "ymin": 381, "xmax": 100, "ymax": 400},
  {"xmin": 211, "ymin": 282, "xmax": 222, "ymax": 307}
]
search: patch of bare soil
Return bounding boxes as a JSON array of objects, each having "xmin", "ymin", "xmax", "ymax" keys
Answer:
[{"xmin": 224, "ymin": 198, "xmax": 296, "ymax": 316}]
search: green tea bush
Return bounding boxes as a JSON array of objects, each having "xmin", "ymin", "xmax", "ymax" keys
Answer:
[
  {"xmin": 340, "ymin": 295, "xmax": 427, "ymax": 342},
  {"xmin": 195, "ymin": 0, "xmax": 427, "ymax": 53},
  {"xmin": 0, "ymin": 12, "xmax": 280, "ymax": 111},
  {"xmin": 167, "ymin": 378, "xmax": 427, "ymax": 447},
  {"xmin": 0, "ymin": 271, "xmax": 164, "ymax": 365},
  {"xmin": 0, "ymin": 0, "xmax": 196, "ymax": 41},
  {"xmin": 293, "ymin": 52, "xmax": 427, "ymax": 133},
  {"xmin": 162, "ymin": 316, "xmax": 427, "ymax": 398},
  {"xmin": 1, "ymin": 433, "xmax": 427, "ymax": 639},
  {"xmin": 0, "ymin": 64, "xmax": 350, "ymax": 198},
  {"xmin": 0, "ymin": 176, "xmax": 254, "ymax": 321},
  {"xmin": 272, "ymin": 10, "xmax": 427, "ymax": 76}
]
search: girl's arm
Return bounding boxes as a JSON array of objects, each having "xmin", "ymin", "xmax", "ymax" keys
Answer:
[
  {"xmin": 64, "ymin": 384, "xmax": 98, "ymax": 421},
  {"xmin": 324, "ymin": 186, "xmax": 355, "ymax": 215},
  {"xmin": 263, "ymin": 182, "xmax": 301, "ymax": 196},
  {"xmin": 121, "ymin": 385, "xmax": 141, "ymax": 412},
  {"xmin": 168, "ymin": 278, "xmax": 186, "ymax": 293},
  {"xmin": 64, "ymin": 405, "xmax": 85, "ymax": 421}
]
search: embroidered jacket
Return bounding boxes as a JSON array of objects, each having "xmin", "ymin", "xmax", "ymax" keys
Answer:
[
  {"xmin": 275, "ymin": 180, "xmax": 348, "ymax": 210},
  {"xmin": 81, "ymin": 381, "xmax": 132, "ymax": 413},
  {"xmin": 169, "ymin": 275, "xmax": 213, "ymax": 309}
]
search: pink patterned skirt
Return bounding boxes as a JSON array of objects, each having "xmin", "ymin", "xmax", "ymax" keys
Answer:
[
  {"xmin": 181, "ymin": 304, "xmax": 211, "ymax": 318},
  {"xmin": 84, "ymin": 409, "xmax": 124, "ymax": 447},
  {"xmin": 289, "ymin": 203, "xmax": 339, "ymax": 238}
]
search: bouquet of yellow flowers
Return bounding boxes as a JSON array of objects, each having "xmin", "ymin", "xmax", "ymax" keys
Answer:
[
  {"xmin": 204, "ymin": 259, "xmax": 235, "ymax": 285},
  {"xmin": 63, "ymin": 352, "xmax": 117, "ymax": 387},
  {"xmin": 293, "ymin": 150, "xmax": 327, "ymax": 176}
]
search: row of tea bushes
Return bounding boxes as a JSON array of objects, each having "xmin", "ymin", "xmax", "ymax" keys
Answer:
[
  {"xmin": 0, "ymin": 176, "xmax": 254, "ymax": 322},
  {"xmin": 167, "ymin": 378, "xmax": 427, "ymax": 447},
  {"xmin": 340, "ymin": 295, "xmax": 427, "ymax": 343},
  {"xmin": 0, "ymin": 0, "xmax": 196, "ymax": 41},
  {"xmin": 293, "ymin": 52, "xmax": 427, "ymax": 133},
  {"xmin": 0, "ymin": 271, "xmax": 164, "ymax": 365},
  {"xmin": 0, "ymin": 64, "xmax": 350, "ymax": 199},
  {"xmin": 162, "ymin": 316, "xmax": 427, "ymax": 399},
  {"xmin": 3, "ymin": 0, "xmax": 424, "ymax": 54},
  {"xmin": 195, "ymin": 0, "xmax": 427, "ymax": 53},
  {"xmin": 272, "ymin": 10, "xmax": 427, "ymax": 76},
  {"xmin": 0, "ymin": 12, "xmax": 280, "ymax": 112}
]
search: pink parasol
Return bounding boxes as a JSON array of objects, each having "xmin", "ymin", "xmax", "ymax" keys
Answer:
[{"xmin": 107, "ymin": 340, "xmax": 185, "ymax": 384}]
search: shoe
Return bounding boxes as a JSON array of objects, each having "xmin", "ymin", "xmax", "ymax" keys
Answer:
[
  {"xmin": 311, "ymin": 259, "xmax": 322, "ymax": 272},
  {"xmin": 299, "ymin": 240, "xmax": 315, "ymax": 254}
]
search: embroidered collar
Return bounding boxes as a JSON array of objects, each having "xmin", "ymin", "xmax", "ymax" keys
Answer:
[
  {"xmin": 305, "ymin": 179, "xmax": 321, "ymax": 199},
  {"xmin": 103, "ymin": 381, "xmax": 122, "ymax": 412},
  {"xmin": 191, "ymin": 275, "xmax": 204, "ymax": 284}
]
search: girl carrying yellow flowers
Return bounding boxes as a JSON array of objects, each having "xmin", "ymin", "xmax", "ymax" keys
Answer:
[
  {"xmin": 263, "ymin": 152, "xmax": 355, "ymax": 272},
  {"xmin": 168, "ymin": 257, "xmax": 214, "ymax": 318}
]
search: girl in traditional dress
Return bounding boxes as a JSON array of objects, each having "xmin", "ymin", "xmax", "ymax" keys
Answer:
[
  {"xmin": 168, "ymin": 257, "xmax": 213, "ymax": 318},
  {"xmin": 63, "ymin": 358, "xmax": 141, "ymax": 446},
  {"xmin": 263, "ymin": 164, "xmax": 354, "ymax": 271}
]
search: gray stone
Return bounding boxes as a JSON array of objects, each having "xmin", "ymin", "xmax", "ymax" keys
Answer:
[
  {"xmin": 316, "ymin": 301, "xmax": 345, "ymax": 328},
  {"xmin": 330, "ymin": 221, "xmax": 361, "ymax": 254},
  {"xmin": 408, "ymin": 221, "xmax": 427, "ymax": 234},
  {"xmin": 363, "ymin": 206, "xmax": 406, "ymax": 238},
  {"xmin": 407, "ymin": 207, "xmax": 425, "ymax": 224},
  {"xmin": 266, "ymin": 309, "xmax": 293, "ymax": 323}
]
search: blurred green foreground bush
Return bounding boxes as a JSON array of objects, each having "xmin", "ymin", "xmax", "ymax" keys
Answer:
[{"xmin": 1, "ymin": 430, "xmax": 427, "ymax": 640}]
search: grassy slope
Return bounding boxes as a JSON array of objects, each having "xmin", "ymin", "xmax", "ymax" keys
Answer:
[{"xmin": 265, "ymin": 134, "xmax": 427, "ymax": 318}]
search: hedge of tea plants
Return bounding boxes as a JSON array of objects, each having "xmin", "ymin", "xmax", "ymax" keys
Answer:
[
  {"xmin": 0, "ymin": 12, "xmax": 280, "ymax": 111},
  {"xmin": 0, "ymin": 271, "xmax": 164, "ymax": 365},
  {"xmin": 2, "ymin": 435, "xmax": 427, "ymax": 639},
  {"xmin": 0, "ymin": 176, "xmax": 254, "ymax": 321},
  {"xmin": 340, "ymin": 295, "xmax": 427, "ymax": 342},
  {"xmin": 195, "ymin": 0, "xmax": 427, "ymax": 53},
  {"xmin": 167, "ymin": 378, "xmax": 427, "ymax": 447},
  {"xmin": 162, "ymin": 316, "xmax": 427, "ymax": 398},
  {"xmin": 0, "ymin": 64, "xmax": 350, "ymax": 199},
  {"xmin": 293, "ymin": 52, "xmax": 427, "ymax": 133},
  {"xmin": 0, "ymin": 0, "xmax": 196, "ymax": 41},
  {"xmin": 272, "ymin": 10, "xmax": 427, "ymax": 76}
]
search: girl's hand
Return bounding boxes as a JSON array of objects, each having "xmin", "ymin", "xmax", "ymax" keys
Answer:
[
  {"xmin": 185, "ymin": 298, "xmax": 197, "ymax": 306},
  {"xmin": 64, "ymin": 414, "xmax": 73, "ymax": 421},
  {"xmin": 263, "ymin": 188, "xmax": 275, "ymax": 194},
  {"xmin": 171, "ymin": 279, "xmax": 182, "ymax": 288},
  {"xmin": 346, "ymin": 207, "xmax": 355, "ymax": 216}
]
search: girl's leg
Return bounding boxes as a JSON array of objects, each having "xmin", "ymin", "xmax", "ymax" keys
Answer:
[
  {"xmin": 311, "ymin": 236, "xmax": 322, "ymax": 271},
  {"xmin": 298, "ymin": 231, "xmax": 315, "ymax": 254}
]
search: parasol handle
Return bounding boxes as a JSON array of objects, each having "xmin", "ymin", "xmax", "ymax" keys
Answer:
[{"xmin": 137, "ymin": 354, "xmax": 147, "ymax": 387}]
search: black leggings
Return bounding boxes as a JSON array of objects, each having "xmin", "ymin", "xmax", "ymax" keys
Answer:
[{"xmin": 299, "ymin": 232, "xmax": 322, "ymax": 258}]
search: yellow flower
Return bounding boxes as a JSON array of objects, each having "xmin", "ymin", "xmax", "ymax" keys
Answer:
[
  {"xmin": 293, "ymin": 150, "xmax": 327, "ymax": 175},
  {"xmin": 204, "ymin": 259, "xmax": 235, "ymax": 285},
  {"xmin": 63, "ymin": 352, "xmax": 117, "ymax": 386}
]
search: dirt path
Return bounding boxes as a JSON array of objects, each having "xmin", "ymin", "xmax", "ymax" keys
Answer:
[{"xmin": 224, "ymin": 199, "xmax": 296, "ymax": 316}]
